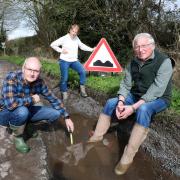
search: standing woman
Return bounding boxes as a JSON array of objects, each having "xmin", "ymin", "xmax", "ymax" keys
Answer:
[{"xmin": 50, "ymin": 24, "xmax": 95, "ymax": 100}]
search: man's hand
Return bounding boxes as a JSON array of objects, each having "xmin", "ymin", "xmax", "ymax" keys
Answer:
[
  {"xmin": 65, "ymin": 118, "xmax": 74, "ymax": 132},
  {"xmin": 117, "ymin": 105, "xmax": 134, "ymax": 120},
  {"xmin": 32, "ymin": 94, "xmax": 40, "ymax": 103},
  {"xmin": 116, "ymin": 101, "xmax": 125, "ymax": 119}
]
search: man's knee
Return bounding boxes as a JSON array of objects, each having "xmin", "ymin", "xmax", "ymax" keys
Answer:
[
  {"xmin": 102, "ymin": 98, "xmax": 118, "ymax": 116},
  {"xmin": 10, "ymin": 106, "xmax": 29, "ymax": 125},
  {"xmin": 136, "ymin": 105, "xmax": 151, "ymax": 128},
  {"xmin": 48, "ymin": 109, "xmax": 61, "ymax": 123},
  {"xmin": 15, "ymin": 106, "xmax": 29, "ymax": 119},
  {"xmin": 106, "ymin": 98, "xmax": 118, "ymax": 109},
  {"xmin": 138, "ymin": 104, "xmax": 149, "ymax": 113}
]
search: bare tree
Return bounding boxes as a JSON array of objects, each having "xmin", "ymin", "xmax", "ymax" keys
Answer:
[
  {"xmin": 18, "ymin": 0, "xmax": 60, "ymax": 46},
  {"xmin": 0, "ymin": 0, "xmax": 24, "ymax": 41}
]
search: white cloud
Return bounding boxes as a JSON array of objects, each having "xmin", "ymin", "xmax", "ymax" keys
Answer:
[
  {"xmin": 7, "ymin": 24, "xmax": 36, "ymax": 40},
  {"xmin": 7, "ymin": 15, "xmax": 36, "ymax": 40}
]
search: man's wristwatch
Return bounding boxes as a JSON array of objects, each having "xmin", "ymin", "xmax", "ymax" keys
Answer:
[
  {"xmin": 118, "ymin": 99, "xmax": 124, "ymax": 104},
  {"xmin": 65, "ymin": 115, "xmax": 70, "ymax": 120}
]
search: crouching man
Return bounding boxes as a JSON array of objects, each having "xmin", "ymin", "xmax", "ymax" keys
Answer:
[
  {"xmin": 88, "ymin": 33, "xmax": 174, "ymax": 175},
  {"xmin": 0, "ymin": 57, "xmax": 74, "ymax": 153}
]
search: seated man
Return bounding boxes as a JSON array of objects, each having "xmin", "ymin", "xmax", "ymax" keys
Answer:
[
  {"xmin": 0, "ymin": 57, "xmax": 74, "ymax": 153},
  {"xmin": 88, "ymin": 33, "xmax": 173, "ymax": 175}
]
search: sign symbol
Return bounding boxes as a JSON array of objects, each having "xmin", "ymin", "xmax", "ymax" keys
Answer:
[
  {"xmin": 93, "ymin": 60, "xmax": 113, "ymax": 67},
  {"xmin": 84, "ymin": 38, "xmax": 123, "ymax": 72}
]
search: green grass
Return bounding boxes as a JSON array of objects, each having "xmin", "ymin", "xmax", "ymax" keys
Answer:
[
  {"xmin": 0, "ymin": 55, "xmax": 25, "ymax": 65},
  {"xmin": 171, "ymin": 88, "xmax": 180, "ymax": 114},
  {"xmin": 41, "ymin": 60, "xmax": 60, "ymax": 78},
  {"xmin": 87, "ymin": 75, "xmax": 123, "ymax": 95}
]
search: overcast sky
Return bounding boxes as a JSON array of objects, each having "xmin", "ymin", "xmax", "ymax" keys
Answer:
[
  {"xmin": 6, "ymin": 1, "xmax": 36, "ymax": 40},
  {"xmin": 7, "ymin": 20, "xmax": 36, "ymax": 40}
]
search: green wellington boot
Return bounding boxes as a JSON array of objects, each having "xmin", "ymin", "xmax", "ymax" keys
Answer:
[
  {"xmin": 10, "ymin": 124, "xmax": 30, "ymax": 153},
  {"xmin": 14, "ymin": 136, "xmax": 30, "ymax": 153}
]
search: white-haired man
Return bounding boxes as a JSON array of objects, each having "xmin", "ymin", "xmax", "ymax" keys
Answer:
[{"xmin": 88, "ymin": 33, "xmax": 174, "ymax": 175}]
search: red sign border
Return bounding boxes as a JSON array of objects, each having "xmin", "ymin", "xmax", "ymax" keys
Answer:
[{"xmin": 84, "ymin": 38, "xmax": 123, "ymax": 72}]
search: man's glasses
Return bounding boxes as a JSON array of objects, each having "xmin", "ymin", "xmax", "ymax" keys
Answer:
[
  {"xmin": 134, "ymin": 43, "xmax": 153, "ymax": 50},
  {"xmin": 25, "ymin": 67, "xmax": 40, "ymax": 74}
]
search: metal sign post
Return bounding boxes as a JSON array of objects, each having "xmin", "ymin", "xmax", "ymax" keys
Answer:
[{"xmin": 1, "ymin": 42, "xmax": 6, "ymax": 55}]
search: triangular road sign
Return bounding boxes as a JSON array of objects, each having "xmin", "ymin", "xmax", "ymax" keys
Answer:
[{"xmin": 84, "ymin": 38, "xmax": 123, "ymax": 72}]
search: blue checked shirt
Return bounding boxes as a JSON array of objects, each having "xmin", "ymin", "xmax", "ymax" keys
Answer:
[{"xmin": 0, "ymin": 70, "xmax": 69, "ymax": 118}]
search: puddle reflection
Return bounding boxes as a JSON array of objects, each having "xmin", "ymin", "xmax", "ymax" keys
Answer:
[{"xmin": 60, "ymin": 142, "xmax": 94, "ymax": 166}]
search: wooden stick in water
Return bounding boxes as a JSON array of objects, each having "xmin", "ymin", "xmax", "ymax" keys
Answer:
[{"xmin": 70, "ymin": 132, "xmax": 73, "ymax": 145}]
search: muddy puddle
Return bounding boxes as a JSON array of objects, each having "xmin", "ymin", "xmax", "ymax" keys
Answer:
[{"xmin": 39, "ymin": 113, "xmax": 178, "ymax": 180}]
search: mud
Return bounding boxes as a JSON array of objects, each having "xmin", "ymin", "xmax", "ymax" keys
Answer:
[{"xmin": 0, "ymin": 60, "xmax": 179, "ymax": 180}]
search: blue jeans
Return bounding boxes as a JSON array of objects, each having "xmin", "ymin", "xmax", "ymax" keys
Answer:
[
  {"xmin": 0, "ymin": 106, "xmax": 64, "ymax": 126},
  {"xmin": 102, "ymin": 93, "xmax": 168, "ymax": 128},
  {"xmin": 59, "ymin": 59, "xmax": 86, "ymax": 92}
]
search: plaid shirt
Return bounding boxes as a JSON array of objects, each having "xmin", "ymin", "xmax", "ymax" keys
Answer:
[{"xmin": 0, "ymin": 70, "xmax": 69, "ymax": 117}]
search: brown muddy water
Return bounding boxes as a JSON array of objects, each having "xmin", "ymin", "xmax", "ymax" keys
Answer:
[{"xmin": 40, "ymin": 113, "xmax": 177, "ymax": 180}]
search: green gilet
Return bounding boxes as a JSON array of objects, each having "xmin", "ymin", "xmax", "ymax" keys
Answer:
[{"xmin": 130, "ymin": 49, "xmax": 172, "ymax": 104}]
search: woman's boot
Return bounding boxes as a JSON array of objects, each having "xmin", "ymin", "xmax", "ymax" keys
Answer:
[{"xmin": 80, "ymin": 85, "xmax": 88, "ymax": 97}]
